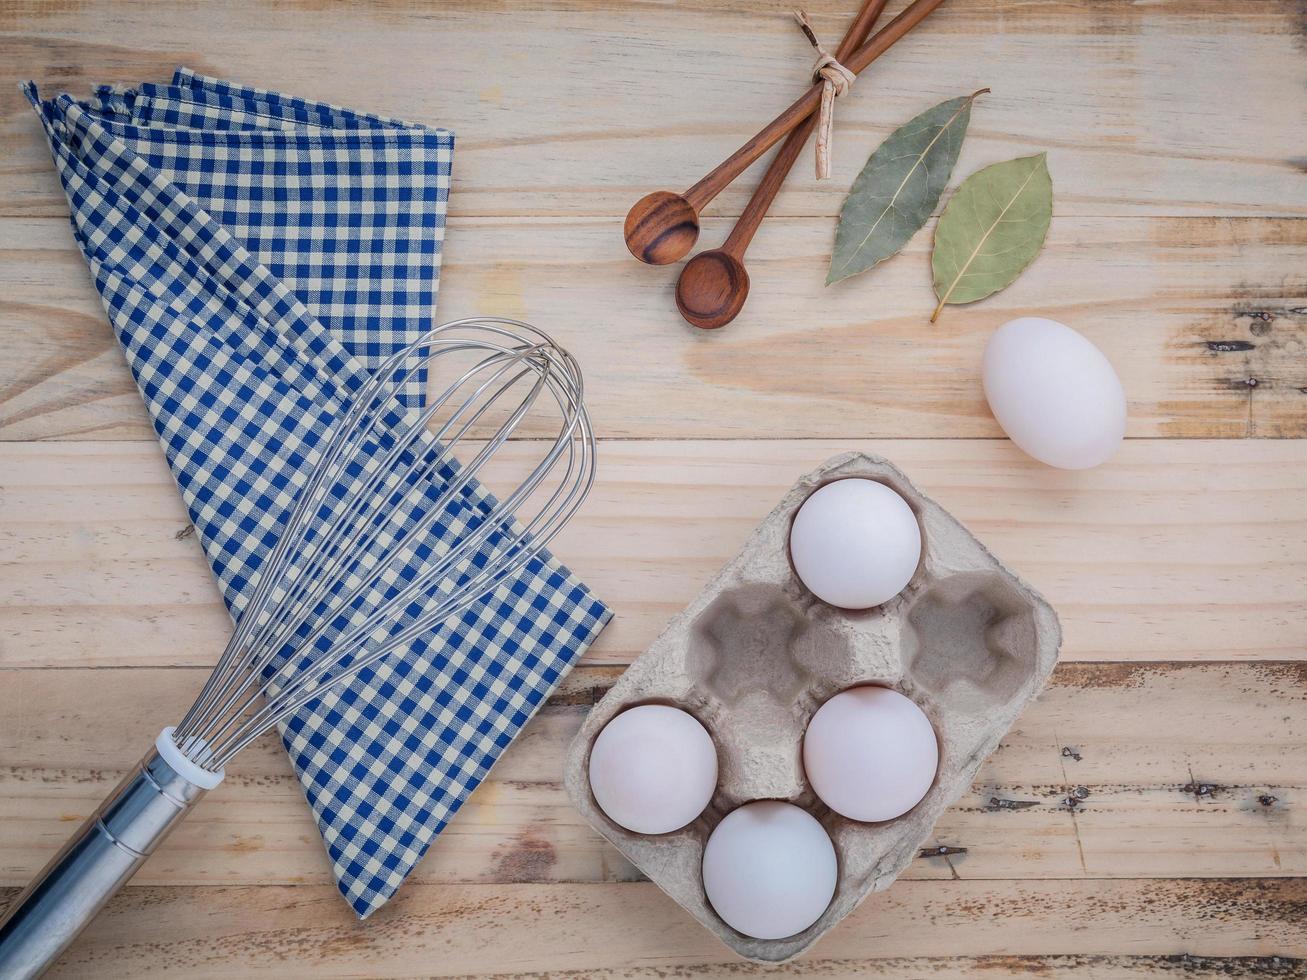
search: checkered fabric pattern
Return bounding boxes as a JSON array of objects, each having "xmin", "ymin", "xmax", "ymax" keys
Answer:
[{"xmin": 24, "ymin": 71, "xmax": 611, "ymax": 918}]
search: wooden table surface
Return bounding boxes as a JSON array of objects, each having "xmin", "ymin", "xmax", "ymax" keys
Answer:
[{"xmin": 2, "ymin": 1, "xmax": 1305, "ymax": 976}]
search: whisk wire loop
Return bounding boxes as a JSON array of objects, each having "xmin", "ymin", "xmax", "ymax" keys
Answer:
[
  {"xmin": 172, "ymin": 317, "xmax": 594, "ymax": 769},
  {"xmin": 177, "ymin": 343, "xmax": 550, "ymax": 747}
]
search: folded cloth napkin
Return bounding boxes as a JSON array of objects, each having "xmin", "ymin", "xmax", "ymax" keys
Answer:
[{"xmin": 25, "ymin": 70, "xmax": 611, "ymax": 918}]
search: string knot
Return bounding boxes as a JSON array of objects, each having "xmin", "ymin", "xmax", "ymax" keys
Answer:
[
  {"xmin": 793, "ymin": 9, "xmax": 855, "ymax": 180},
  {"xmin": 811, "ymin": 51, "xmax": 856, "ymax": 99}
]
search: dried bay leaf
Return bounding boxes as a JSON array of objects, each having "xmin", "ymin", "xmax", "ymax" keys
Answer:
[
  {"xmin": 930, "ymin": 153, "xmax": 1052, "ymax": 322},
  {"xmin": 827, "ymin": 90, "xmax": 986, "ymax": 286}
]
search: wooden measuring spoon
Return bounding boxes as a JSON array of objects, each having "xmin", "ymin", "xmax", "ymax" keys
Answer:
[
  {"xmin": 676, "ymin": 0, "xmax": 889, "ymax": 328},
  {"xmin": 625, "ymin": 0, "xmax": 948, "ymax": 266}
]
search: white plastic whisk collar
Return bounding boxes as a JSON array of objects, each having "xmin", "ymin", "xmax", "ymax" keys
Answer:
[{"xmin": 155, "ymin": 728, "xmax": 224, "ymax": 790}]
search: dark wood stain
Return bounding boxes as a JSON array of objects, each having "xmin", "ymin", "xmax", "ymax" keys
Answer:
[
  {"xmin": 1049, "ymin": 661, "xmax": 1157, "ymax": 690},
  {"xmin": 985, "ymin": 796, "xmax": 1041, "ymax": 812},
  {"xmin": 492, "ymin": 828, "xmax": 558, "ymax": 883},
  {"xmin": 1160, "ymin": 276, "xmax": 1307, "ymax": 437}
]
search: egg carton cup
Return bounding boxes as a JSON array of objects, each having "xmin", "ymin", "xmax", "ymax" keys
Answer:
[{"xmin": 564, "ymin": 452, "xmax": 1061, "ymax": 963}]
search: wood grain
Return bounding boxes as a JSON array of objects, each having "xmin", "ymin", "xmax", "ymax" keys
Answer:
[
  {"xmin": 1, "ymin": 662, "xmax": 1303, "ymax": 889},
  {"xmin": 2, "ymin": 216, "xmax": 1306, "ymax": 441},
  {"xmin": 2, "ymin": 1, "xmax": 1305, "ymax": 221},
  {"xmin": 6, "ymin": 879, "xmax": 1302, "ymax": 978},
  {"xmin": 2, "ymin": 439, "xmax": 1303, "ymax": 667},
  {"xmin": 2, "ymin": 1, "xmax": 1305, "ymax": 976}
]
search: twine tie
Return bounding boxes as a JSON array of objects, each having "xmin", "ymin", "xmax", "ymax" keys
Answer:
[{"xmin": 793, "ymin": 8, "xmax": 856, "ymax": 180}]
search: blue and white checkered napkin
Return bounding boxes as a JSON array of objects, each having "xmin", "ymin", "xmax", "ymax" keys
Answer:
[{"xmin": 25, "ymin": 70, "xmax": 611, "ymax": 917}]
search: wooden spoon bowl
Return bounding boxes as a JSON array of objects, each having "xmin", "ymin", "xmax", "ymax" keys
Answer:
[
  {"xmin": 624, "ymin": 191, "xmax": 700, "ymax": 265},
  {"xmin": 675, "ymin": 249, "xmax": 750, "ymax": 330}
]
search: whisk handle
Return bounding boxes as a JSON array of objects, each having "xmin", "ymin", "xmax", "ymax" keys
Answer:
[{"xmin": 0, "ymin": 730, "xmax": 222, "ymax": 979}]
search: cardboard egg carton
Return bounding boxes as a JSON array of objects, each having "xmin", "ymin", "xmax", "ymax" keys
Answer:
[{"xmin": 563, "ymin": 453, "xmax": 1061, "ymax": 963}]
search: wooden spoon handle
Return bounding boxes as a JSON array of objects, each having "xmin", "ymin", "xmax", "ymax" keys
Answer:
[
  {"xmin": 684, "ymin": 0, "xmax": 948, "ymax": 214},
  {"xmin": 720, "ymin": 115, "xmax": 816, "ymax": 256},
  {"xmin": 721, "ymin": 0, "xmax": 890, "ymax": 257}
]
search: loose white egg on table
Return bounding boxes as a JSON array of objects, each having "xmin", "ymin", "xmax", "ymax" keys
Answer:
[
  {"xmin": 803, "ymin": 686, "xmax": 938, "ymax": 822},
  {"xmin": 588, "ymin": 705, "xmax": 717, "ymax": 835},
  {"xmin": 701, "ymin": 801, "xmax": 837, "ymax": 940},
  {"xmin": 983, "ymin": 316, "xmax": 1127, "ymax": 470},
  {"xmin": 788, "ymin": 479, "xmax": 921, "ymax": 609}
]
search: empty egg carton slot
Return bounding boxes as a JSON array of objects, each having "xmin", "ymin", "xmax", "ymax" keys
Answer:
[
  {"xmin": 902, "ymin": 571, "xmax": 1042, "ymax": 712},
  {"xmin": 564, "ymin": 452, "xmax": 1060, "ymax": 963}
]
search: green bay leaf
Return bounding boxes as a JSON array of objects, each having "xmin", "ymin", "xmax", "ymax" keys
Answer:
[
  {"xmin": 827, "ymin": 91, "xmax": 985, "ymax": 286},
  {"xmin": 930, "ymin": 153, "xmax": 1053, "ymax": 322}
]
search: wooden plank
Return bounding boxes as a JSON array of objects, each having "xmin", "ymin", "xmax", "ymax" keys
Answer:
[
  {"xmin": 8, "ymin": 879, "xmax": 1303, "ymax": 978},
  {"xmin": 1, "ymin": 439, "xmax": 1303, "ymax": 667},
  {"xmin": 1, "ymin": 662, "xmax": 1302, "ymax": 887},
  {"xmin": 3, "ymin": 216, "xmax": 1305, "ymax": 442},
  {"xmin": 2, "ymin": 1, "xmax": 1305, "ymax": 222}
]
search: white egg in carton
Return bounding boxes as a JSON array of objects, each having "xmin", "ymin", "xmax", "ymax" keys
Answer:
[{"xmin": 564, "ymin": 453, "xmax": 1061, "ymax": 963}]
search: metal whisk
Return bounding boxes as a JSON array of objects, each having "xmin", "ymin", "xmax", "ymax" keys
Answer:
[{"xmin": 0, "ymin": 316, "xmax": 595, "ymax": 978}]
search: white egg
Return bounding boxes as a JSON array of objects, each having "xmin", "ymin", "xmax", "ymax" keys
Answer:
[
  {"xmin": 789, "ymin": 479, "xmax": 921, "ymax": 609},
  {"xmin": 702, "ymin": 801, "xmax": 837, "ymax": 940},
  {"xmin": 803, "ymin": 687, "xmax": 938, "ymax": 822},
  {"xmin": 983, "ymin": 316, "xmax": 1127, "ymax": 470},
  {"xmin": 588, "ymin": 705, "xmax": 717, "ymax": 835}
]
